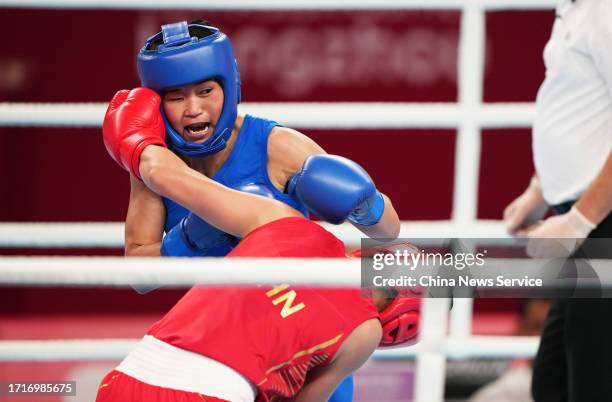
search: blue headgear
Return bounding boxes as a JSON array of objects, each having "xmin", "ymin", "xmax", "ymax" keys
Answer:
[{"xmin": 137, "ymin": 21, "xmax": 241, "ymax": 157}]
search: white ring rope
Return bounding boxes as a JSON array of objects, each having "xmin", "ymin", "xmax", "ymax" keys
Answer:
[
  {"xmin": 0, "ymin": 0, "xmax": 557, "ymax": 11},
  {"xmin": 0, "ymin": 257, "xmax": 361, "ymax": 287},
  {"xmin": 0, "ymin": 336, "xmax": 539, "ymax": 362},
  {"xmin": 0, "ymin": 221, "xmax": 511, "ymax": 248},
  {"xmin": 4, "ymin": 256, "xmax": 612, "ymax": 287},
  {"xmin": 0, "ymin": 102, "xmax": 536, "ymax": 129}
]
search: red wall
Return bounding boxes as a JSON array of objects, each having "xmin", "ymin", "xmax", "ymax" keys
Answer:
[{"xmin": 0, "ymin": 9, "xmax": 553, "ymax": 223}]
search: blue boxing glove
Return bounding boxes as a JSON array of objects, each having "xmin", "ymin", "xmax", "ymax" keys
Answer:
[
  {"xmin": 160, "ymin": 183, "xmax": 275, "ymax": 257},
  {"xmin": 287, "ymin": 154, "xmax": 385, "ymax": 225},
  {"xmin": 161, "ymin": 213, "xmax": 239, "ymax": 257}
]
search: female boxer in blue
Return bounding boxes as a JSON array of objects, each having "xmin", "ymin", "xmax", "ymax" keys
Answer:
[{"xmin": 112, "ymin": 20, "xmax": 401, "ymax": 402}]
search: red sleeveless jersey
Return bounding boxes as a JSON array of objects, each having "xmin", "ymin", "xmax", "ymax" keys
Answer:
[{"xmin": 148, "ymin": 217, "xmax": 378, "ymax": 401}]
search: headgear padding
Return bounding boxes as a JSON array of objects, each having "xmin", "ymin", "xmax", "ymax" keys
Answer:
[
  {"xmin": 138, "ymin": 21, "xmax": 241, "ymax": 157},
  {"xmin": 378, "ymin": 296, "xmax": 420, "ymax": 348}
]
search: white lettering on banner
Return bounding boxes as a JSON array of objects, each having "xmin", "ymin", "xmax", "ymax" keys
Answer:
[{"xmin": 233, "ymin": 25, "xmax": 460, "ymax": 98}]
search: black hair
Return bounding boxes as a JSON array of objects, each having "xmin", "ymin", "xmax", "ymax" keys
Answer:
[{"xmin": 146, "ymin": 19, "xmax": 216, "ymax": 51}]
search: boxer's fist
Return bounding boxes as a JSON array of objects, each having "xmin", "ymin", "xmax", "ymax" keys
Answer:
[
  {"xmin": 287, "ymin": 155, "xmax": 384, "ymax": 225},
  {"xmin": 161, "ymin": 213, "xmax": 239, "ymax": 257},
  {"xmin": 102, "ymin": 88, "xmax": 166, "ymax": 180},
  {"xmin": 160, "ymin": 184, "xmax": 273, "ymax": 257}
]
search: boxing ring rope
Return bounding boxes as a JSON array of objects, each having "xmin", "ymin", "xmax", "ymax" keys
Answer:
[
  {"xmin": 0, "ymin": 102, "xmax": 536, "ymax": 128},
  {"xmin": 0, "ymin": 221, "xmax": 512, "ymax": 248},
  {"xmin": 14, "ymin": 256, "xmax": 612, "ymax": 287},
  {"xmin": 0, "ymin": 256, "xmax": 362, "ymax": 287},
  {"xmin": 0, "ymin": 1, "xmax": 560, "ymax": 401},
  {"xmin": 0, "ymin": 336, "xmax": 540, "ymax": 362},
  {"xmin": 0, "ymin": 256, "xmax": 550, "ymax": 362}
]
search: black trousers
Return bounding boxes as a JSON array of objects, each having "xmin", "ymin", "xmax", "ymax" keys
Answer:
[{"xmin": 531, "ymin": 203, "xmax": 612, "ymax": 402}]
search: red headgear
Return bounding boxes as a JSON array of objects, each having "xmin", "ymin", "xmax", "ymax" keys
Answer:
[
  {"xmin": 350, "ymin": 241, "xmax": 422, "ymax": 348},
  {"xmin": 378, "ymin": 295, "xmax": 420, "ymax": 348}
]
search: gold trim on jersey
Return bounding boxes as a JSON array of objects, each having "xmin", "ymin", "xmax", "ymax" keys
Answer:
[
  {"xmin": 256, "ymin": 333, "xmax": 344, "ymax": 386},
  {"xmin": 98, "ymin": 373, "xmax": 119, "ymax": 389}
]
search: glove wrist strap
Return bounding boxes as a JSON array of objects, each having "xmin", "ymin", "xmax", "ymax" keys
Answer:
[{"xmin": 348, "ymin": 191, "xmax": 385, "ymax": 226}]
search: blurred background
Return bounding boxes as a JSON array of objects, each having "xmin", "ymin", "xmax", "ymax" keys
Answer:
[{"xmin": 0, "ymin": 7, "xmax": 554, "ymax": 402}]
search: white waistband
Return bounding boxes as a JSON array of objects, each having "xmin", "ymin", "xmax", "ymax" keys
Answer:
[{"xmin": 117, "ymin": 335, "xmax": 255, "ymax": 402}]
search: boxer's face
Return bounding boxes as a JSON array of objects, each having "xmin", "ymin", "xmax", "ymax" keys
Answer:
[{"xmin": 162, "ymin": 80, "xmax": 224, "ymax": 144}]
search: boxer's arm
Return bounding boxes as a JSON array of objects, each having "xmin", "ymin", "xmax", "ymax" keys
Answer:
[
  {"xmin": 124, "ymin": 174, "xmax": 165, "ymax": 256},
  {"xmin": 266, "ymin": 126, "xmax": 326, "ymax": 191},
  {"xmin": 140, "ymin": 145, "xmax": 301, "ymax": 238},
  {"xmin": 289, "ymin": 319, "xmax": 381, "ymax": 402},
  {"xmin": 268, "ymin": 127, "xmax": 400, "ymax": 239}
]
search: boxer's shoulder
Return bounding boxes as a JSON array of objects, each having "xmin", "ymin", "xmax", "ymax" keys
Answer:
[
  {"xmin": 268, "ymin": 127, "xmax": 325, "ymax": 170},
  {"xmin": 266, "ymin": 126, "xmax": 326, "ymax": 191}
]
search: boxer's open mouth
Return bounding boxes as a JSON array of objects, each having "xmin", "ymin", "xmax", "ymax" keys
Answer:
[{"xmin": 183, "ymin": 122, "xmax": 211, "ymax": 141}]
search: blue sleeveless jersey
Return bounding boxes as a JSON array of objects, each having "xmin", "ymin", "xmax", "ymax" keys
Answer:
[{"xmin": 163, "ymin": 114, "xmax": 309, "ymax": 255}]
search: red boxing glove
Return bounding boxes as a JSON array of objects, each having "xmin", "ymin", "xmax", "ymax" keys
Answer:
[
  {"xmin": 379, "ymin": 296, "xmax": 420, "ymax": 348},
  {"xmin": 102, "ymin": 87, "xmax": 166, "ymax": 180}
]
